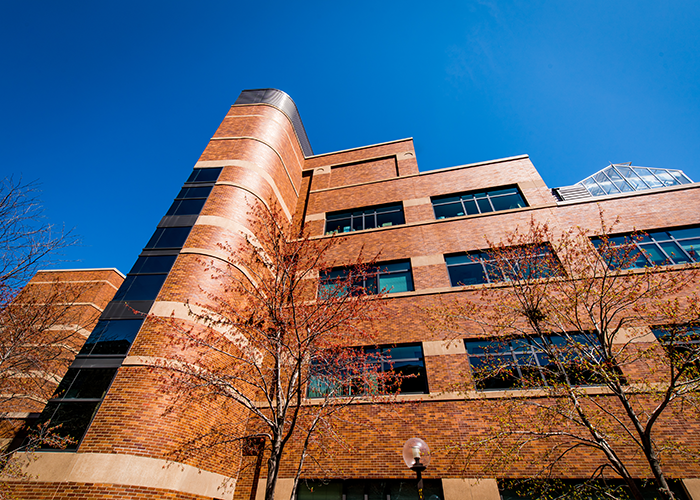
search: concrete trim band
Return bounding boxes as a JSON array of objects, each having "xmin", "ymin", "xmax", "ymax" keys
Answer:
[{"xmin": 12, "ymin": 451, "xmax": 236, "ymax": 500}]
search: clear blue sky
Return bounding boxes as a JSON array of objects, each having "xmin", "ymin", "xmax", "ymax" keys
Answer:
[{"xmin": 1, "ymin": 1, "xmax": 699, "ymax": 274}]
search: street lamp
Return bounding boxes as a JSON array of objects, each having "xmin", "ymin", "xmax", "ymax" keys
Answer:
[{"xmin": 403, "ymin": 438, "xmax": 430, "ymax": 500}]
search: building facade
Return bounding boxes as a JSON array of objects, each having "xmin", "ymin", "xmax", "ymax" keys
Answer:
[{"xmin": 4, "ymin": 89, "xmax": 700, "ymax": 499}]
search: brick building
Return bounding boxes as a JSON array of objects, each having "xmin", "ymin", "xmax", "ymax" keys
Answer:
[
  {"xmin": 0, "ymin": 269, "xmax": 123, "ymax": 453},
  {"xmin": 5, "ymin": 89, "xmax": 700, "ymax": 499}
]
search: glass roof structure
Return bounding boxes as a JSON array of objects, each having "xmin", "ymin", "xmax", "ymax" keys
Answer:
[{"xmin": 577, "ymin": 163, "xmax": 693, "ymax": 197}]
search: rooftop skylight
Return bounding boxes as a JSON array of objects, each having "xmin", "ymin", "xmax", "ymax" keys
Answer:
[{"xmin": 577, "ymin": 162, "xmax": 693, "ymax": 197}]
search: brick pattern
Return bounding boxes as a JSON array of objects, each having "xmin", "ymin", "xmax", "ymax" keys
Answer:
[{"xmin": 328, "ymin": 157, "xmax": 398, "ymax": 188}]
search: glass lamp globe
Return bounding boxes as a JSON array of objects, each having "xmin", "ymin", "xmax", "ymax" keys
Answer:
[{"xmin": 402, "ymin": 438, "xmax": 430, "ymax": 468}]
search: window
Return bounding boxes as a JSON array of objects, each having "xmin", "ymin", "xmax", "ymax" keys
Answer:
[
  {"xmin": 112, "ymin": 274, "xmax": 168, "ymax": 301},
  {"xmin": 112, "ymin": 255, "xmax": 177, "ymax": 302},
  {"xmin": 129, "ymin": 255, "xmax": 178, "ymax": 274},
  {"xmin": 320, "ymin": 260, "xmax": 413, "ymax": 296},
  {"xmin": 592, "ymin": 226, "xmax": 700, "ymax": 269},
  {"xmin": 652, "ymin": 325, "xmax": 700, "ymax": 378},
  {"xmin": 186, "ymin": 167, "xmax": 222, "ymax": 183},
  {"xmin": 464, "ymin": 335, "xmax": 603, "ymax": 390},
  {"xmin": 79, "ymin": 318, "xmax": 144, "ymax": 356},
  {"xmin": 445, "ymin": 246, "xmax": 559, "ymax": 286},
  {"xmin": 499, "ymin": 479, "xmax": 689, "ymax": 500},
  {"xmin": 577, "ymin": 163, "xmax": 693, "ymax": 197},
  {"xmin": 308, "ymin": 344, "xmax": 428, "ymax": 398},
  {"xmin": 298, "ymin": 479, "xmax": 443, "ymax": 500},
  {"xmin": 432, "ymin": 187, "xmax": 526, "ymax": 220},
  {"xmin": 325, "ymin": 203, "xmax": 404, "ymax": 234},
  {"xmin": 37, "ymin": 367, "xmax": 119, "ymax": 448},
  {"xmin": 166, "ymin": 186, "xmax": 212, "ymax": 216},
  {"xmin": 144, "ymin": 227, "xmax": 192, "ymax": 249}
]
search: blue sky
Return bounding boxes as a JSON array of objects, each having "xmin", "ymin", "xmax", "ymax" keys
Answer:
[{"xmin": 1, "ymin": 1, "xmax": 699, "ymax": 274}]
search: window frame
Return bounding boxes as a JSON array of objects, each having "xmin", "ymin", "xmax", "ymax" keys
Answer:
[
  {"xmin": 464, "ymin": 334, "xmax": 603, "ymax": 390},
  {"xmin": 592, "ymin": 226, "xmax": 700, "ymax": 269},
  {"xmin": 307, "ymin": 343, "xmax": 428, "ymax": 398},
  {"xmin": 652, "ymin": 325, "xmax": 700, "ymax": 378},
  {"xmin": 325, "ymin": 202, "xmax": 405, "ymax": 234},
  {"xmin": 431, "ymin": 186, "xmax": 527, "ymax": 220},
  {"xmin": 445, "ymin": 245, "xmax": 559, "ymax": 286},
  {"xmin": 320, "ymin": 260, "xmax": 414, "ymax": 296}
]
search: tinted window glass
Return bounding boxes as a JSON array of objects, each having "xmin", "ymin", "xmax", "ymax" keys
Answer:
[
  {"xmin": 320, "ymin": 260, "xmax": 414, "ymax": 297},
  {"xmin": 37, "ymin": 401, "xmax": 101, "ymax": 449},
  {"xmin": 446, "ymin": 248, "xmax": 558, "ymax": 286},
  {"xmin": 80, "ymin": 319, "xmax": 143, "ymax": 355},
  {"xmin": 113, "ymin": 274, "xmax": 168, "ymax": 301},
  {"xmin": 298, "ymin": 480, "xmax": 443, "ymax": 500},
  {"xmin": 145, "ymin": 227, "xmax": 191, "ymax": 249},
  {"xmin": 176, "ymin": 186, "xmax": 212, "ymax": 199},
  {"xmin": 432, "ymin": 187, "xmax": 526, "ymax": 220},
  {"xmin": 129, "ymin": 255, "xmax": 177, "ymax": 275},
  {"xmin": 54, "ymin": 368, "xmax": 118, "ymax": 399},
  {"xmin": 186, "ymin": 168, "xmax": 222, "ymax": 183},
  {"xmin": 465, "ymin": 335, "xmax": 605, "ymax": 390},
  {"xmin": 325, "ymin": 203, "xmax": 404, "ymax": 234},
  {"xmin": 308, "ymin": 344, "xmax": 427, "ymax": 398},
  {"xmin": 592, "ymin": 226, "xmax": 700, "ymax": 269},
  {"xmin": 166, "ymin": 198, "xmax": 207, "ymax": 216}
]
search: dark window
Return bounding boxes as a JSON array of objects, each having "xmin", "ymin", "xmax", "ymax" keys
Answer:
[
  {"xmin": 465, "ymin": 335, "xmax": 603, "ymax": 390},
  {"xmin": 38, "ymin": 367, "xmax": 119, "ymax": 449},
  {"xmin": 186, "ymin": 167, "xmax": 222, "ymax": 183},
  {"xmin": 165, "ymin": 185, "xmax": 212, "ymax": 216},
  {"xmin": 166, "ymin": 198, "xmax": 207, "ymax": 216},
  {"xmin": 79, "ymin": 319, "xmax": 144, "ymax": 356},
  {"xmin": 652, "ymin": 325, "xmax": 700, "ymax": 378},
  {"xmin": 308, "ymin": 344, "xmax": 428, "ymax": 398},
  {"xmin": 499, "ymin": 479, "xmax": 689, "ymax": 500},
  {"xmin": 446, "ymin": 246, "xmax": 559, "ymax": 286},
  {"xmin": 320, "ymin": 260, "xmax": 413, "ymax": 296},
  {"xmin": 128, "ymin": 255, "xmax": 177, "ymax": 275},
  {"xmin": 112, "ymin": 274, "xmax": 168, "ymax": 301},
  {"xmin": 298, "ymin": 479, "xmax": 443, "ymax": 500},
  {"xmin": 592, "ymin": 226, "xmax": 700, "ymax": 269},
  {"xmin": 176, "ymin": 186, "xmax": 213, "ymax": 199},
  {"xmin": 36, "ymin": 401, "xmax": 101, "ymax": 449},
  {"xmin": 144, "ymin": 227, "xmax": 191, "ymax": 249},
  {"xmin": 53, "ymin": 368, "xmax": 118, "ymax": 400},
  {"xmin": 115, "ymin": 255, "xmax": 176, "ymax": 303},
  {"xmin": 325, "ymin": 203, "xmax": 405, "ymax": 234},
  {"xmin": 432, "ymin": 187, "xmax": 526, "ymax": 220}
]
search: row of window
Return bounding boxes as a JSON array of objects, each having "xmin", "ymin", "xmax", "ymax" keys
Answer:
[
  {"xmin": 37, "ymin": 167, "xmax": 223, "ymax": 449},
  {"xmin": 321, "ymin": 226, "xmax": 700, "ymax": 297},
  {"xmin": 324, "ymin": 186, "xmax": 526, "ymax": 234},
  {"xmin": 306, "ymin": 326, "xmax": 698, "ymax": 399},
  {"xmin": 39, "ymin": 326, "xmax": 697, "ymax": 450},
  {"xmin": 593, "ymin": 227, "xmax": 700, "ymax": 269},
  {"xmin": 297, "ymin": 478, "xmax": 689, "ymax": 500}
]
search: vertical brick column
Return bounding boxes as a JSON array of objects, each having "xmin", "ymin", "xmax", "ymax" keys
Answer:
[{"xmin": 12, "ymin": 91, "xmax": 309, "ymax": 500}]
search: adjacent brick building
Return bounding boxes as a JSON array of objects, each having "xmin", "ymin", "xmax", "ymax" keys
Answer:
[
  {"xmin": 0, "ymin": 269, "xmax": 123, "ymax": 452},
  {"xmin": 5, "ymin": 89, "xmax": 699, "ymax": 499}
]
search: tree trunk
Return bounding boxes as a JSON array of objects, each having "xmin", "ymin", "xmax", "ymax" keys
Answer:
[{"xmin": 265, "ymin": 452, "xmax": 281, "ymax": 500}]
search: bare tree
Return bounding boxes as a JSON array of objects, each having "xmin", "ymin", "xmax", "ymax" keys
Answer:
[
  {"xmin": 0, "ymin": 178, "xmax": 75, "ymax": 294},
  {"xmin": 430, "ymin": 212, "xmax": 700, "ymax": 500},
  {"xmin": 155, "ymin": 204, "xmax": 394, "ymax": 500},
  {"xmin": 0, "ymin": 178, "xmax": 84, "ymax": 489}
]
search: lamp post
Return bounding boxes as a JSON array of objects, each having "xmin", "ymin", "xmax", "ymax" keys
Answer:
[{"xmin": 403, "ymin": 438, "xmax": 430, "ymax": 500}]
